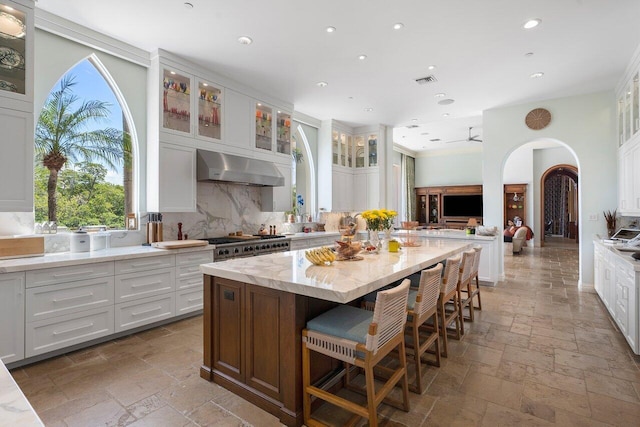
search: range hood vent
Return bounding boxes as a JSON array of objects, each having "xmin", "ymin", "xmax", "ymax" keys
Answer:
[{"xmin": 196, "ymin": 150, "xmax": 284, "ymax": 187}]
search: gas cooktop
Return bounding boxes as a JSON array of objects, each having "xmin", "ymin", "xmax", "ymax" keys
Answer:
[{"xmin": 199, "ymin": 235, "xmax": 287, "ymax": 245}]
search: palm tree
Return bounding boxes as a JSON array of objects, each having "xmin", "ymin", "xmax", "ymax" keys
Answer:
[{"xmin": 35, "ymin": 75, "xmax": 123, "ymax": 222}]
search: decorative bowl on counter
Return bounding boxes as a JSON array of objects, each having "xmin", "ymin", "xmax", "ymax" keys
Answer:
[{"xmin": 335, "ymin": 240, "xmax": 362, "ymax": 260}]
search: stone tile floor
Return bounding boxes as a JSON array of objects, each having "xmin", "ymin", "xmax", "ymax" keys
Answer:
[{"xmin": 11, "ymin": 245, "xmax": 640, "ymax": 426}]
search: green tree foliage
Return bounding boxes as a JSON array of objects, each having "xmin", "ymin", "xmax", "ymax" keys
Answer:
[{"xmin": 34, "ymin": 163, "xmax": 124, "ymax": 229}]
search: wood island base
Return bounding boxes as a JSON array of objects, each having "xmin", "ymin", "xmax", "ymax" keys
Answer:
[{"xmin": 200, "ymin": 275, "xmax": 338, "ymax": 427}]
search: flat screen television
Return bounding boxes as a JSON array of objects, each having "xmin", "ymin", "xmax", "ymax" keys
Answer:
[{"xmin": 442, "ymin": 194, "xmax": 483, "ymax": 217}]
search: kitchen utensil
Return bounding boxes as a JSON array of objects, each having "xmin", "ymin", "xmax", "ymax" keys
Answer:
[{"xmin": 70, "ymin": 231, "xmax": 91, "ymax": 253}]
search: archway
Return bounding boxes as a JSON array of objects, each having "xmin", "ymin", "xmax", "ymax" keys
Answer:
[
  {"xmin": 292, "ymin": 124, "xmax": 316, "ymax": 217},
  {"xmin": 540, "ymin": 164, "xmax": 579, "ymax": 246}
]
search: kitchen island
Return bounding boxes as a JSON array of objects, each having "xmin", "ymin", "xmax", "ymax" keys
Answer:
[{"xmin": 199, "ymin": 239, "xmax": 471, "ymax": 427}]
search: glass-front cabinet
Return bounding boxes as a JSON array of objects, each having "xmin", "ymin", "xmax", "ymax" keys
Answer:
[
  {"xmin": 0, "ymin": 2, "xmax": 27, "ymax": 96},
  {"xmin": 355, "ymin": 135, "xmax": 365, "ymax": 168},
  {"xmin": 255, "ymin": 103, "xmax": 272, "ymax": 151},
  {"xmin": 634, "ymin": 72, "xmax": 639, "ymax": 136},
  {"xmin": 625, "ymin": 82, "xmax": 632, "ymax": 141},
  {"xmin": 196, "ymin": 80, "xmax": 222, "ymax": 140},
  {"xmin": 276, "ymin": 110, "xmax": 291, "ymax": 155},
  {"xmin": 332, "ymin": 130, "xmax": 339, "ymax": 165},
  {"xmin": 162, "ymin": 68, "xmax": 191, "ymax": 134},
  {"xmin": 367, "ymin": 134, "xmax": 378, "ymax": 167}
]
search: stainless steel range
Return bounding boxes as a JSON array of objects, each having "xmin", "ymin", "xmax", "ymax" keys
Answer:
[{"xmin": 200, "ymin": 235, "xmax": 291, "ymax": 261}]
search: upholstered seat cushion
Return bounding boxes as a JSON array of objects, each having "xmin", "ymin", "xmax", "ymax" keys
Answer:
[{"xmin": 306, "ymin": 305, "xmax": 373, "ymax": 343}]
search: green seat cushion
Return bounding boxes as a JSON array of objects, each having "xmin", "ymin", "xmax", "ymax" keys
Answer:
[{"xmin": 307, "ymin": 305, "xmax": 373, "ymax": 344}]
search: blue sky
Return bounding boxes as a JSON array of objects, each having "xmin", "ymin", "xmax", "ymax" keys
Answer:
[{"xmin": 46, "ymin": 59, "xmax": 125, "ymax": 185}]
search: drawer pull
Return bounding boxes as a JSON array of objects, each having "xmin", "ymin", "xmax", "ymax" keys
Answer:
[
  {"xmin": 53, "ymin": 270, "xmax": 98, "ymax": 279},
  {"xmin": 131, "ymin": 306, "xmax": 163, "ymax": 316},
  {"xmin": 53, "ymin": 322, "xmax": 94, "ymax": 336},
  {"xmin": 187, "ymin": 297, "xmax": 202, "ymax": 303},
  {"xmin": 53, "ymin": 292, "xmax": 94, "ymax": 303},
  {"xmin": 130, "ymin": 261, "xmax": 167, "ymax": 269},
  {"xmin": 131, "ymin": 280, "xmax": 163, "ymax": 289}
]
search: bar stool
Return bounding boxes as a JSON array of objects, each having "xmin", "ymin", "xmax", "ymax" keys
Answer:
[
  {"xmin": 405, "ymin": 263, "xmax": 442, "ymax": 393},
  {"xmin": 463, "ymin": 246, "xmax": 483, "ymax": 320},
  {"xmin": 438, "ymin": 255, "xmax": 462, "ymax": 358},
  {"xmin": 455, "ymin": 250, "xmax": 476, "ymax": 336},
  {"xmin": 302, "ymin": 280, "xmax": 411, "ymax": 427}
]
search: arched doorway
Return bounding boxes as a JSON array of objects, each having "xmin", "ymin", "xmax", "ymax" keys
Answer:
[
  {"xmin": 292, "ymin": 124, "xmax": 316, "ymax": 217},
  {"xmin": 540, "ymin": 164, "xmax": 579, "ymax": 247}
]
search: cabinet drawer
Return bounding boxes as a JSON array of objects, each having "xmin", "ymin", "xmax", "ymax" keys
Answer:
[
  {"xmin": 176, "ymin": 288, "xmax": 203, "ymax": 315},
  {"xmin": 25, "ymin": 306, "xmax": 114, "ymax": 357},
  {"xmin": 176, "ymin": 250, "xmax": 213, "ymax": 267},
  {"xmin": 290, "ymin": 240, "xmax": 309, "ymax": 250},
  {"xmin": 176, "ymin": 263, "xmax": 204, "ymax": 281},
  {"xmin": 27, "ymin": 277, "xmax": 114, "ymax": 322},
  {"xmin": 177, "ymin": 274, "xmax": 202, "ymax": 291},
  {"xmin": 115, "ymin": 268, "xmax": 175, "ymax": 302},
  {"xmin": 114, "ymin": 255, "xmax": 175, "ymax": 275},
  {"xmin": 26, "ymin": 262, "xmax": 114, "ymax": 288},
  {"xmin": 115, "ymin": 294, "xmax": 175, "ymax": 332}
]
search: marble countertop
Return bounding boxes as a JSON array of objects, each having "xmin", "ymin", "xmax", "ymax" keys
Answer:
[
  {"xmin": 0, "ymin": 360, "xmax": 43, "ymax": 426},
  {"xmin": 200, "ymin": 239, "xmax": 472, "ymax": 303},
  {"xmin": 594, "ymin": 238, "xmax": 640, "ymax": 271},
  {"xmin": 0, "ymin": 244, "xmax": 213, "ymax": 274},
  {"xmin": 393, "ymin": 229, "xmax": 498, "ymax": 241}
]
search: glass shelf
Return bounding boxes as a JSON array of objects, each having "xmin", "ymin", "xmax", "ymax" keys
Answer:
[
  {"xmin": 0, "ymin": 5, "xmax": 26, "ymax": 95},
  {"xmin": 276, "ymin": 111, "xmax": 291, "ymax": 154},
  {"xmin": 368, "ymin": 135, "xmax": 377, "ymax": 167},
  {"xmin": 162, "ymin": 69, "xmax": 191, "ymax": 134},
  {"xmin": 197, "ymin": 81, "xmax": 222, "ymax": 140},
  {"xmin": 255, "ymin": 103, "xmax": 272, "ymax": 151}
]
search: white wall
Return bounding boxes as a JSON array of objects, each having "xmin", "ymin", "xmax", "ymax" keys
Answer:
[
  {"xmin": 484, "ymin": 91, "xmax": 617, "ymax": 286},
  {"xmin": 415, "ymin": 147, "xmax": 482, "ymax": 186}
]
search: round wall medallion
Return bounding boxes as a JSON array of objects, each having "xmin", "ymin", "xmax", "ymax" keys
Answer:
[{"xmin": 525, "ymin": 108, "xmax": 551, "ymax": 130}]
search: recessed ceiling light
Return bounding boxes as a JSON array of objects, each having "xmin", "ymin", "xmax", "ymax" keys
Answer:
[
  {"xmin": 438, "ymin": 99, "xmax": 455, "ymax": 105},
  {"xmin": 523, "ymin": 18, "xmax": 541, "ymax": 29},
  {"xmin": 358, "ymin": 54, "xmax": 367, "ymax": 60},
  {"xmin": 434, "ymin": 93, "xmax": 446, "ymax": 98},
  {"xmin": 530, "ymin": 71, "xmax": 544, "ymax": 78},
  {"xmin": 430, "ymin": 138, "xmax": 441, "ymax": 142},
  {"xmin": 170, "ymin": 71, "xmax": 176, "ymax": 75},
  {"xmin": 238, "ymin": 36, "xmax": 253, "ymax": 45},
  {"xmin": 326, "ymin": 26, "xmax": 336, "ymax": 33},
  {"xmin": 393, "ymin": 23, "xmax": 404, "ymax": 30},
  {"xmin": 442, "ymin": 113, "xmax": 450, "ymax": 118},
  {"xmin": 427, "ymin": 65, "xmax": 437, "ymax": 70},
  {"xmin": 316, "ymin": 81, "xmax": 328, "ymax": 87},
  {"xmin": 184, "ymin": 2, "xmax": 194, "ymax": 9},
  {"xmin": 525, "ymin": 52, "xmax": 534, "ymax": 57},
  {"xmin": 257, "ymin": 103, "xmax": 262, "ymax": 106},
  {"xmin": 364, "ymin": 108, "xmax": 373, "ymax": 112}
]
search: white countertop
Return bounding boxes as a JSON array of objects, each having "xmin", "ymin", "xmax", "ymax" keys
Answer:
[
  {"xmin": 0, "ymin": 361, "xmax": 43, "ymax": 426},
  {"xmin": 0, "ymin": 244, "xmax": 213, "ymax": 273},
  {"xmin": 594, "ymin": 238, "xmax": 640, "ymax": 271},
  {"xmin": 200, "ymin": 239, "xmax": 472, "ymax": 303},
  {"xmin": 285, "ymin": 231, "xmax": 340, "ymax": 240},
  {"xmin": 394, "ymin": 229, "xmax": 498, "ymax": 241}
]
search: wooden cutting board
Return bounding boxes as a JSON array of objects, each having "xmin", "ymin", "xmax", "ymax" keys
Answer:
[{"xmin": 152, "ymin": 240, "xmax": 209, "ymax": 249}]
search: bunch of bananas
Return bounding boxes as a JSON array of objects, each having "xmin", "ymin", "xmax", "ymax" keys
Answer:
[{"xmin": 305, "ymin": 246, "xmax": 336, "ymax": 265}]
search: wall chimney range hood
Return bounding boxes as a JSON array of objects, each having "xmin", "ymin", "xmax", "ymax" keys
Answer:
[{"xmin": 196, "ymin": 150, "xmax": 284, "ymax": 187}]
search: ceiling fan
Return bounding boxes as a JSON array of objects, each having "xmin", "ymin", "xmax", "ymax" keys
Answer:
[{"xmin": 444, "ymin": 127, "xmax": 483, "ymax": 143}]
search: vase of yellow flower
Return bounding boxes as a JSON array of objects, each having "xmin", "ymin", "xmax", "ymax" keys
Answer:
[{"xmin": 362, "ymin": 209, "xmax": 398, "ymax": 249}]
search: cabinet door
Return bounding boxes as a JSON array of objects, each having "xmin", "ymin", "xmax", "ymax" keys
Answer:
[
  {"xmin": 0, "ymin": 272, "xmax": 25, "ymax": 363},
  {"xmin": 366, "ymin": 171, "xmax": 380, "ymax": 210},
  {"xmin": 261, "ymin": 163, "xmax": 292, "ymax": 212},
  {"xmin": 225, "ymin": 89, "xmax": 252, "ymax": 151},
  {"xmin": 619, "ymin": 148, "xmax": 628, "ymax": 212},
  {"xmin": 276, "ymin": 111, "xmax": 291, "ymax": 155},
  {"xmin": 196, "ymin": 79, "xmax": 223, "ymax": 142},
  {"xmin": 0, "ymin": 108, "xmax": 33, "ymax": 211},
  {"xmin": 161, "ymin": 67, "xmax": 192, "ymax": 135},
  {"xmin": 632, "ymin": 147, "xmax": 640, "ymax": 211},
  {"xmin": 367, "ymin": 134, "xmax": 378, "ymax": 167},
  {"xmin": 354, "ymin": 135, "xmax": 365, "ymax": 168},
  {"xmin": 0, "ymin": 0, "xmax": 33, "ymax": 110},
  {"xmin": 159, "ymin": 143, "xmax": 196, "ymax": 212},
  {"xmin": 255, "ymin": 102, "xmax": 273, "ymax": 151},
  {"xmin": 353, "ymin": 174, "xmax": 367, "ymax": 212}
]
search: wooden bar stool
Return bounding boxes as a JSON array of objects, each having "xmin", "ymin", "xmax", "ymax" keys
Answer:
[
  {"xmin": 302, "ymin": 280, "xmax": 411, "ymax": 427},
  {"xmin": 457, "ymin": 250, "xmax": 477, "ymax": 330},
  {"xmin": 405, "ymin": 263, "xmax": 442, "ymax": 393},
  {"xmin": 438, "ymin": 255, "xmax": 462, "ymax": 358},
  {"xmin": 470, "ymin": 245, "xmax": 483, "ymax": 312}
]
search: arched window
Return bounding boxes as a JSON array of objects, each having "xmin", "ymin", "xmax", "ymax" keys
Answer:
[{"xmin": 34, "ymin": 55, "xmax": 137, "ymax": 231}]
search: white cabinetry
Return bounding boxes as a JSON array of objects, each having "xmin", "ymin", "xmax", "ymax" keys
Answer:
[
  {"xmin": 157, "ymin": 142, "xmax": 196, "ymax": 212},
  {"xmin": 618, "ymin": 139, "xmax": 640, "ymax": 215},
  {"xmin": 175, "ymin": 250, "xmax": 213, "ymax": 315},
  {"xmin": 593, "ymin": 240, "xmax": 640, "ymax": 354},
  {"xmin": 224, "ymin": 89, "xmax": 253, "ymax": 153},
  {"xmin": 261, "ymin": 162, "xmax": 292, "ymax": 212},
  {"xmin": 0, "ymin": 1, "xmax": 34, "ymax": 211},
  {"xmin": 0, "ymin": 272, "xmax": 25, "ymax": 363},
  {"xmin": 25, "ymin": 262, "xmax": 116, "ymax": 357}
]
